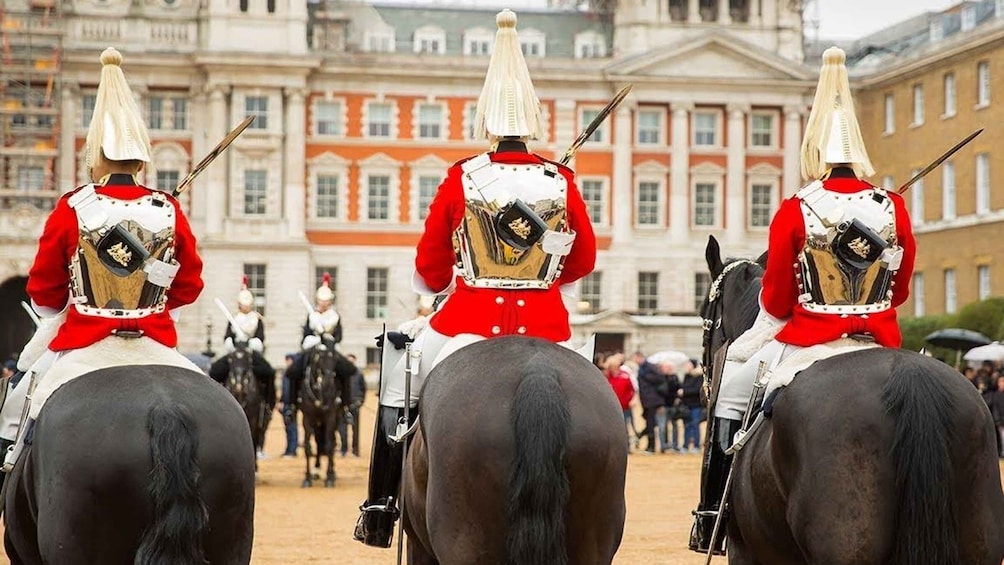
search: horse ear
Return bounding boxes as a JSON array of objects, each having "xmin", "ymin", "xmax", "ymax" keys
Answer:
[
  {"xmin": 706, "ymin": 235, "xmax": 724, "ymax": 278},
  {"xmin": 755, "ymin": 250, "xmax": 768, "ymax": 268}
]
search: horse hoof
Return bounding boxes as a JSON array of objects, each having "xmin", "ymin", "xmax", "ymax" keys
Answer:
[
  {"xmin": 324, "ymin": 479, "xmax": 335, "ymax": 488},
  {"xmin": 301, "ymin": 480, "xmax": 312, "ymax": 488}
]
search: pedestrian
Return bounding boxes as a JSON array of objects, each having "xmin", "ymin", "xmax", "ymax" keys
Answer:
[
  {"xmin": 602, "ymin": 352, "xmax": 636, "ymax": 450},
  {"xmin": 680, "ymin": 359, "xmax": 705, "ymax": 453},
  {"xmin": 280, "ymin": 353, "xmax": 299, "ymax": 458},
  {"xmin": 338, "ymin": 353, "xmax": 366, "ymax": 457}
]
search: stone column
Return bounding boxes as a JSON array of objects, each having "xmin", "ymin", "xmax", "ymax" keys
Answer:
[
  {"xmin": 612, "ymin": 102, "xmax": 634, "ymax": 244},
  {"xmin": 688, "ymin": 0, "xmax": 701, "ymax": 22},
  {"xmin": 59, "ymin": 84, "xmax": 78, "ymax": 192},
  {"xmin": 188, "ymin": 87, "xmax": 208, "ymax": 223},
  {"xmin": 669, "ymin": 102, "xmax": 692, "ymax": 242},
  {"xmin": 205, "ymin": 85, "xmax": 230, "ymax": 237},
  {"xmin": 284, "ymin": 88, "xmax": 307, "ymax": 238},
  {"xmin": 782, "ymin": 105, "xmax": 803, "ymax": 198},
  {"xmin": 718, "ymin": 0, "xmax": 732, "ymax": 24},
  {"xmin": 725, "ymin": 103, "xmax": 748, "ymax": 243}
]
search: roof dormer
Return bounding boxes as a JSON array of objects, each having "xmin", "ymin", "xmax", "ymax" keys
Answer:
[
  {"xmin": 463, "ymin": 26, "xmax": 493, "ymax": 56},
  {"xmin": 414, "ymin": 25, "xmax": 445, "ymax": 55}
]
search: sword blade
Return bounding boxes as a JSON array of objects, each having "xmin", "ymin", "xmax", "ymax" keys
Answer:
[
  {"xmin": 173, "ymin": 115, "xmax": 256, "ymax": 197},
  {"xmin": 897, "ymin": 128, "xmax": 983, "ymax": 194},
  {"xmin": 559, "ymin": 84, "xmax": 633, "ymax": 166}
]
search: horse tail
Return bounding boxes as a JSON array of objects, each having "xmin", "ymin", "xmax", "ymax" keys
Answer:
[
  {"xmin": 506, "ymin": 362, "xmax": 571, "ymax": 565},
  {"xmin": 880, "ymin": 354, "xmax": 961, "ymax": 565},
  {"xmin": 135, "ymin": 404, "xmax": 210, "ymax": 565}
]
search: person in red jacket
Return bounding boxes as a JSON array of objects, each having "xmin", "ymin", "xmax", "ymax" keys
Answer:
[
  {"xmin": 354, "ymin": 9, "xmax": 596, "ymax": 548},
  {"xmin": 690, "ymin": 47, "xmax": 917, "ymax": 554},
  {"xmin": 0, "ymin": 47, "xmax": 204, "ymax": 472}
]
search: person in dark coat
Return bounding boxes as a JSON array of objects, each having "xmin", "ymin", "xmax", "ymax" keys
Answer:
[
  {"xmin": 637, "ymin": 359, "xmax": 671, "ymax": 453},
  {"xmin": 338, "ymin": 353, "xmax": 367, "ymax": 457},
  {"xmin": 985, "ymin": 374, "xmax": 1004, "ymax": 458},
  {"xmin": 680, "ymin": 359, "xmax": 705, "ymax": 453}
]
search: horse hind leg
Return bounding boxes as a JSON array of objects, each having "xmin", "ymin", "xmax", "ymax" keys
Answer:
[{"xmin": 302, "ymin": 426, "xmax": 313, "ymax": 488}]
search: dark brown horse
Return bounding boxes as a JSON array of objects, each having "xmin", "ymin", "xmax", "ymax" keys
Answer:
[
  {"xmin": 402, "ymin": 336, "xmax": 627, "ymax": 565},
  {"xmin": 4, "ymin": 365, "xmax": 255, "ymax": 564},
  {"xmin": 298, "ymin": 337, "xmax": 355, "ymax": 488},
  {"xmin": 701, "ymin": 235, "xmax": 1004, "ymax": 565},
  {"xmin": 224, "ymin": 344, "xmax": 267, "ymax": 469}
]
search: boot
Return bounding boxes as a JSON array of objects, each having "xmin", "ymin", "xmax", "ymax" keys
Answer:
[
  {"xmin": 689, "ymin": 417, "xmax": 742, "ymax": 555},
  {"xmin": 353, "ymin": 405, "xmax": 415, "ymax": 548}
]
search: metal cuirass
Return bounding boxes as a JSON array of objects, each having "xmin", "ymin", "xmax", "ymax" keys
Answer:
[
  {"xmin": 453, "ymin": 153, "xmax": 571, "ymax": 290},
  {"xmin": 68, "ymin": 185, "xmax": 179, "ymax": 318},
  {"xmin": 233, "ymin": 311, "xmax": 260, "ymax": 339},
  {"xmin": 795, "ymin": 181, "xmax": 903, "ymax": 315}
]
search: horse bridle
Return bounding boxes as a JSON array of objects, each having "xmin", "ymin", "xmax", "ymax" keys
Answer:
[{"xmin": 701, "ymin": 259, "xmax": 758, "ymax": 376}]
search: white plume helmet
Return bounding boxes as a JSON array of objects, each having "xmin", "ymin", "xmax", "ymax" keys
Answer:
[
  {"xmin": 85, "ymin": 47, "xmax": 152, "ymax": 167},
  {"xmin": 316, "ymin": 272, "xmax": 334, "ymax": 302},
  {"xmin": 237, "ymin": 275, "xmax": 254, "ymax": 308},
  {"xmin": 473, "ymin": 9, "xmax": 544, "ymax": 141},
  {"xmin": 801, "ymin": 47, "xmax": 874, "ymax": 180}
]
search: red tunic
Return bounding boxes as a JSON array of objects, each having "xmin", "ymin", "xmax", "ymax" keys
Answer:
[
  {"xmin": 416, "ymin": 151, "xmax": 596, "ymax": 342},
  {"xmin": 27, "ymin": 174, "xmax": 204, "ymax": 351},
  {"xmin": 606, "ymin": 369, "xmax": 635, "ymax": 410},
  {"xmin": 761, "ymin": 175, "xmax": 916, "ymax": 348}
]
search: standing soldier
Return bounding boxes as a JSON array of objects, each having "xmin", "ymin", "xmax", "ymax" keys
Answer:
[
  {"xmin": 0, "ymin": 47, "xmax": 205, "ymax": 472},
  {"xmin": 690, "ymin": 47, "xmax": 917, "ymax": 554},
  {"xmin": 354, "ymin": 9, "xmax": 597, "ymax": 547},
  {"xmin": 209, "ymin": 276, "xmax": 276, "ymax": 422}
]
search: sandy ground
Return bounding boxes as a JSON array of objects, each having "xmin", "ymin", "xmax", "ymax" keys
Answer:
[{"xmin": 2, "ymin": 395, "xmax": 1003, "ymax": 564}]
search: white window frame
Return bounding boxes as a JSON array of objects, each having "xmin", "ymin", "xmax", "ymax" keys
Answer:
[
  {"xmin": 962, "ymin": 4, "xmax": 976, "ymax": 31},
  {"xmin": 637, "ymin": 272, "xmax": 659, "ymax": 314},
  {"xmin": 913, "ymin": 273, "xmax": 925, "ymax": 317},
  {"xmin": 748, "ymin": 111, "xmax": 777, "ymax": 149},
  {"xmin": 977, "ymin": 152, "xmax": 991, "ymax": 215},
  {"xmin": 883, "ymin": 93, "xmax": 895, "ymax": 134},
  {"xmin": 148, "ymin": 96, "xmax": 164, "ymax": 130},
  {"xmin": 945, "ymin": 269, "xmax": 957, "ymax": 314},
  {"xmin": 693, "ymin": 110, "xmax": 721, "ymax": 147},
  {"xmin": 520, "ymin": 28, "xmax": 546, "ymax": 57},
  {"xmin": 149, "ymin": 142, "xmax": 190, "ymax": 197},
  {"xmin": 691, "ymin": 162, "xmax": 725, "ymax": 228},
  {"xmin": 408, "ymin": 155, "xmax": 449, "ymax": 223},
  {"xmin": 694, "ymin": 272, "xmax": 711, "ymax": 313},
  {"xmin": 80, "ymin": 92, "xmax": 97, "ymax": 129},
  {"xmin": 930, "ymin": 19, "xmax": 943, "ymax": 42},
  {"xmin": 977, "ymin": 61, "xmax": 991, "ymax": 107},
  {"xmin": 15, "ymin": 165, "xmax": 44, "ymax": 191},
  {"xmin": 364, "ymin": 29, "xmax": 395, "ymax": 53},
  {"xmin": 244, "ymin": 94, "xmax": 270, "ymax": 130},
  {"xmin": 366, "ymin": 267, "xmax": 389, "ymax": 320},
  {"xmin": 979, "ymin": 265, "xmax": 991, "ymax": 301},
  {"xmin": 312, "ymin": 97, "xmax": 346, "ymax": 137},
  {"xmin": 911, "ymin": 84, "xmax": 924, "ymax": 126},
  {"xmin": 574, "ymin": 31, "xmax": 606, "ymax": 59},
  {"xmin": 413, "ymin": 25, "xmax": 446, "ymax": 55},
  {"xmin": 942, "ymin": 160, "xmax": 956, "ymax": 220},
  {"xmin": 579, "ymin": 106, "xmax": 610, "ymax": 144},
  {"xmin": 911, "ymin": 169, "xmax": 924, "ymax": 226},
  {"xmin": 579, "ymin": 272, "xmax": 602, "ymax": 313},
  {"xmin": 364, "ymin": 99, "xmax": 398, "ymax": 139},
  {"xmin": 943, "ymin": 72, "xmax": 956, "ymax": 118},
  {"xmin": 635, "ymin": 179, "xmax": 663, "ymax": 228},
  {"xmin": 579, "ymin": 176, "xmax": 609, "ymax": 226},
  {"xmin": 243, "ymin": 169, "xmax": 269, "ymax": 216},
  {"xmin": 693, "ymin": 181, "xmax": 720, "ymax": 228},
  {"xmin": 358, "ymin": 153, "xmax": 400, "ymax": 223},
  {"xmin": 463, "ymin": 27, "xmax": 493, "ymax": 56},
  {"xmin": 748, "ymin": 181, "xmax": 775, "ymax": 230},
  {"xmin": 307, "ymin": 151, "xmax": 351, "ymax": 222},
  {"xmin": 463, "ymin": 101, "xmax": 478, "ymax": 141},
  {"xmin": 243, "ymin": 263, "xmax": 267, "ymax": 315},
  {"xmin": 414, "ymin": 101, "xmax": 447, "ymax": 141},
  {"xmin": 635, "ymin": 108, "xmax": 664, "ymax": 146}
]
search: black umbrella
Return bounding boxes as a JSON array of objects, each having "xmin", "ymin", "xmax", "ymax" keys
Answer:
[{"xmin": 924, "ymin": 328, "xmax": 992, "ymax": 351}]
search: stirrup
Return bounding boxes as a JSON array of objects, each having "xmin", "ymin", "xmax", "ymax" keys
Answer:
[
  {"xmin": 359, "ymin": 498, "xmax": 400, "ymax": 517},
  {"xmin": 354, "ymin": 498, "xmax": 400, "ymax": 548},
  {"xmin": 689, "ymin": 509, "xmax": 727, "ymax": 556},
  {"xmin": 1, "ymin": 444, "xmax": 18, "ymax": 473}
]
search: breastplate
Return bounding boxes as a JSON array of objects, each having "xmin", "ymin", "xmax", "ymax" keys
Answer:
[
  {"xmin": 68, "ymin": 185, "xmax": 179, "ymax": 318},
  {"xmin": 453, "ymin": 154, "xmax": 570, "ymax": 290},
  {"xmin": 233, "ymin": 311, "xmax": 260, "ymax": 339},
  {"xmin": 796, "ymin": 181, "xmax": 902, "ymax": 315}
]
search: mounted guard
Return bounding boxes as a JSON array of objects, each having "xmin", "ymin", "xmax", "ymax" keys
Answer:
[
  {"xmin": 208, "ymin": 276, "xmax": 277, "ymax": 416},
  {"xmin": 353, "ymin": 8, "xmax": 597, "ymax": 548},
  {"xmin": 689, "ymin": 47, "xmax": 917, "ymax": 555},
  {"xmin": 286, "ymin": 272, "xmax": 342, "ymax": 407},
  {"xmin": 0, "ymin": 47, "xmax": 205, "ymax": 473}
]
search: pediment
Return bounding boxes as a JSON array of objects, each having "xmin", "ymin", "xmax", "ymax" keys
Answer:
[
  {"xmin": 587, "ymin": 310, "xmax": 640, "ymax": 329},
  {"xmin": 410, "ymin": 154, "xmax": 450, "ymax": 171},
  {"xmin": 633, "ymin": 159, "xmax": 670, "ymax": 174},
  {"xmin": 358, "ymin": 152, "xmax": 399, "ymax": 168},
  {"xmin": 748, "ymin": 162, "xmax": 782, "ymax": 176},
  {"xmin": 690, "ymin": 161, "xmax": 726, "ymax": 175},
  {"xmin": 308, "ymin": 151, "xmax": 351, "ymax": 167},
  {"xmin": 607, "ymin": 33, "xmax": 812, "ymax": 82}
]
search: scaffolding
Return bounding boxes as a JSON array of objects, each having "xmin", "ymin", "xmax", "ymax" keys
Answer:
[{"xmin": 0, "ymin": 0, "xmax": 61, "ymax": 210}]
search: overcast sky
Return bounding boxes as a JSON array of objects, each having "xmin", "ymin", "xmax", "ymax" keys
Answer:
[{"xmin": 380, "ymin": 0, "xmax": 963, "ymax": 40}]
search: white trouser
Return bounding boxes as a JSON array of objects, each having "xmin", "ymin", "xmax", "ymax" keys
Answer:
[
  {"xmin": 0, "ymin": 349, "xmax": 58, "ymax": 442},
  {"xmin": 380, "ymin": 326, "xmax": 455, "ymax": 409},
  {"xmin": 714, "ymin": 339, "xmax": 798, "ymax": 421}
]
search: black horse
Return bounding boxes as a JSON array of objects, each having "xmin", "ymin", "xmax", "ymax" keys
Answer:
[
  {"xmin": 223, "ymin": 344, "xmax": 268, "ymax": 468},
  {"xmin": 700, "ymin": 235, "xmax": 1004, "ymax": 564},
  {"xmin": 298, "ymin": 337, "xmax": 355, "ymax": 488},
  {"xmin": 4, "ymin": 365, "xmax": 255, "ymax": 564},
  {"xmin": 403, "ymin": 336, "xmax": 627, "ymax": 564}
]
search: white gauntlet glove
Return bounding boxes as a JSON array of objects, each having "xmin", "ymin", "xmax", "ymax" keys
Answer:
[
  {"xmin": 397, "ymin": 315, "xmax": 430, "ymax": 340},
  {"xmin": 248, "ymin": 337, "xmax": 264, "ymax": 353},
  {"xmin": 302, "ymin": 334, "xmax": 321, "ymax": 351},
  {"xmin": 223, "ymin": 337, "xmax": 236, "ymax": 355}
]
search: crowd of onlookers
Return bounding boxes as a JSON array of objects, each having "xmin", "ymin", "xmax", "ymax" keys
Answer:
[
  {"xmin": 597, "ymin": 351, "xmax": 706, "ymax": 455},
  {"xmin": 962, "ymin": 361, "xmax": 1004, "ymax": 459}
]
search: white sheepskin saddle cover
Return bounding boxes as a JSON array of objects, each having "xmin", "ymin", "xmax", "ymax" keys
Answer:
[
  {"xmin": 764, "ymin": 338, "xmax": 879, "ymax": 399},
  {"xmin": 30, "ymin": 336, "xmax": 202, "ymax": 418},
  {"xmin": 431, "ymin": 333, "xmax": 595, "ymax": 367}
]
